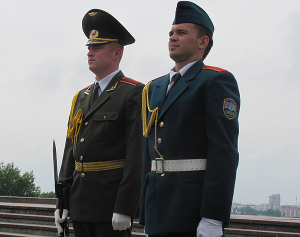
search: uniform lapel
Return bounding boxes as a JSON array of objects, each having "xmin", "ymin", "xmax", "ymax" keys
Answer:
[
  {"xmin": 78, "ymin": 85, "xmax": 93, "ymax": 118},
  {"xmin": 84, "ymin": 71, "xmax": 124, "ymax": 119},
  {"xmin": 158, "ymin": 60, "xmax": 204, "ymax": 119},
  {"xmin": 153, "ymin": 75, "xmax": 170, "ymax": 113}
]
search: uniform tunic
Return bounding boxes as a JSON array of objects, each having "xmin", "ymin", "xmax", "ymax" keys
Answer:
[
  {"xmin": 58, "ymin": 70, "xmax": 144, "ymax": 222},
  {"xmin": 140, "ymin": 60, "xmax": 240, "ymax": 235}
]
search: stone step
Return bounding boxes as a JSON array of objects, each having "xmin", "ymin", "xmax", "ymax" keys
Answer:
[
  {"xmin": 0, "ymin": 232, "xmax": 145, "ymax": 237},
  {"xmin": 0, "ymin": 232, "xmax": 48, "ymax": 237},
  {"xmin": 225, "ymin": 228, "xmax": 300, "ymax": 237},
  {"xmin": 0, "ymin": 212, "xmax": 73, "ymax": 227},
  {"xmin": 132, "ymin": 233, "xmax": 146, "ymax": 237},
  {"xmin": 133, "ymin": 221, "xmax": 144, "ymax": 233},
  {"xmin": 230, "ymin": 215, "xmax": 300, "ymax": 233},
  {"xmin": 0, "ymin": 202, "xmax": 55, "ymax": 216},
  {"xmin": 0, "ymin": 222, "xmax": 74, "ymax": 236},
  {"xmin": 0, "ymin": 197, "xmax": 56, "ymax": 205}
]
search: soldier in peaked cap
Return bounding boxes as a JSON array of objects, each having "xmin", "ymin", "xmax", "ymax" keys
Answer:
[
  {"xmin": 140, "ymin": 1, "xmax": 240, "ymax": 237},
  {"xmin": 54, "ymin": 8, "xmax": 144, "ymax": 237}
]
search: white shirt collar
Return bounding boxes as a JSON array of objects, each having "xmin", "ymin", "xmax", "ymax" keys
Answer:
[
  {"xmin": 169, "ymin": 60, "xmax": 198, "ymax": 82},
  {"xmin": 94, "ymin": 69, "xmax": 120, "ymax": 93}
]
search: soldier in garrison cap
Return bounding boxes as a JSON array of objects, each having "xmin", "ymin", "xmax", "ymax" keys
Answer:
[
  {"xmin": 140, "ymin": 1, "xmax": 240, "ymax": 237},
  {"xmin": 54, "ymin": 8, "xmax": 144, "ymax": 237}
]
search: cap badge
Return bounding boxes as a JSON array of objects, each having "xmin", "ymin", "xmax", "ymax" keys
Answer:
[
  {"xmin": 90, "ymin": 30, "xmax": 99, "ymax": 39},
  {"xmin": 89, "ymin": 12, "xmax": 97, "ymax": 17},
  {"xmin": 223, "ymin": 98, "xmax": 237, "ymax": 120}
]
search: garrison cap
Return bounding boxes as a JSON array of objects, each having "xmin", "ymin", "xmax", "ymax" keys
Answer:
[
  {"xmin": 173, "ymin": 1, "xmax": 214, "ymax": 35},
  {"xmin": 82, "ymin": 9, "xmax": 135, "ymax": 46}
]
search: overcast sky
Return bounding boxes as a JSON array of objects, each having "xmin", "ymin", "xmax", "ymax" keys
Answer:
[{"xmin": 1, "ymin": 0, "xmax": 299, "ymax": 206}]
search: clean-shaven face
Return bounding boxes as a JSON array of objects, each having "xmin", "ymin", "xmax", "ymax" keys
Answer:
[
  {"xmin": 87, "ymin": 44, "xmax": 114, "ymax": 74},
  {"xmin": 168, "ymin": 23, "xmax": 200, "ymax": 64}
]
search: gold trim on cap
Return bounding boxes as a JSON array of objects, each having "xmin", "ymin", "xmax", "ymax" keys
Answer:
[{"xmin": 88, "ymin": 38, "xmax": 119, "ymax": 43}]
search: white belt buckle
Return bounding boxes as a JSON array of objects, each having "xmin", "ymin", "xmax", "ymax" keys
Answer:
[
  {"xmin": 155, "ymin": 158, "xmax": 165, "ymax": 176},
  {"xmin": 155, "ymin": 157, "xmax": 164, "ymax": 173}
]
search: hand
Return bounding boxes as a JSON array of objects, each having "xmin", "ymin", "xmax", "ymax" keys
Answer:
[
  {"xmin": 112, "ymin": 213, "xmax": 131, "ymax": 231},
  {"xmin": 54, "ymin": 209, "xmax": 68, "ymax": 235},
  {"xmin": 197, "ymin": 217, "xmax": 223, "ymax": 237}
]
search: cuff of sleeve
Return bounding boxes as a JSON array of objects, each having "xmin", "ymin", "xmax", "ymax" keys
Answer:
[{"xmin": 114, "ymin": 194, "xmax": 140, "ymax": 217}]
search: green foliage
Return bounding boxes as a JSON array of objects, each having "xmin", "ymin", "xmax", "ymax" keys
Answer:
[
  {"xmin": 40, "ymin": 191, "xmax": 56, "ymax": 198},
  {"xmin": 0, "ymin": 162, "xmax": 41, "ymax": 197},
  {"xmin": 238, "ymin": 206, "xmax": 282, "ymax": 217}
]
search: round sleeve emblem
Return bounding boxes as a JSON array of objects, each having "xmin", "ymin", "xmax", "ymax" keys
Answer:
[{"xmin": 223, "ymin": 98, "xmax": 237, "ymax": 120}]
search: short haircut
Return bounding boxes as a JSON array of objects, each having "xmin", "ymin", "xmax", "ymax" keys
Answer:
[
  {"xmin": 194, "ymin": 24, "xmax": 213, "ymax": 60},
  {"xmin": 109, "ymin": 42, "xmax": 124, "ymax": 62}
]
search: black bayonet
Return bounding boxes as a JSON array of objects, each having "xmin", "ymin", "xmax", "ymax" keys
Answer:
[{"xmin": 53, "ymin": 140, "xmax": 69, "ymax": 237}]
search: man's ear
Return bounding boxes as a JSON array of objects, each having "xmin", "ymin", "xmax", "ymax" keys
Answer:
[
  {"xmin": 198, "ymin": 36, "xmax": 209, "ymax": 50},
  {"xmin": 114, "ymin": 47, "xmax": 123, "ymax": 60}
]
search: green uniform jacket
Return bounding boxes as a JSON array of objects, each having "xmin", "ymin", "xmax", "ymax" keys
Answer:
[
  {"xmin": 58, "ymin": 71, "xmax": 144, "ymax": 222},
  {"xmin": 140, "ymin": 60, "xmax": 240, "ymax": 234}
]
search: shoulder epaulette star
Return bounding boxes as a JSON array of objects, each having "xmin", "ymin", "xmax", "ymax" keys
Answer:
[
  {"xmin": 202, "ymin": 65, "xmax": 227, "ymax": 72},
  {"xmin": 120, "ymin": 77, "xmax": 142, "ymax": 86}
]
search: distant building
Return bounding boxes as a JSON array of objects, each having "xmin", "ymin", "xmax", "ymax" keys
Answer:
[
  {"xmin": 281, "ymin": 205, "xmax": 300, "ymax": 217},
  {"xmin": 253, "ymin": 203, "xmax": 269, "ymax": 212},
  {"xmin": 269, "ymin": 194, "xmax": 281, "ymax": 211}
]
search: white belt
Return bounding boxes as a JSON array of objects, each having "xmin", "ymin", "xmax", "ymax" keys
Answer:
[{"xmin": 151, "ymin": 158, "xmax": 207, "ymax": 174}]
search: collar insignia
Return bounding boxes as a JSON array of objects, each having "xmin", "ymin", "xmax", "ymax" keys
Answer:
[{"xmin": 84, "ymin": 88, "xmax": 90, "ymax": 95}]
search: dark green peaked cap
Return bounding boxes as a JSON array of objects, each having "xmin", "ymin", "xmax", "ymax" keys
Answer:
[
  {"xmin": 82, "ymin": 9, "xmax": 135, "ymax": 46},
  {"xmin": 173, "ymin": 1, "xmax": 214, "ymax": 35}
]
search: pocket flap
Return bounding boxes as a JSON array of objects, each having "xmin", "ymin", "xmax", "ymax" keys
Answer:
[{"xmin": 94, "ymin": 112, "xmax": 119, "ymax": 121}]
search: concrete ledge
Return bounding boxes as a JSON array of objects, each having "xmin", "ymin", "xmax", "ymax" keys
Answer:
[
  {"xmin": 231, "ymin": 215, "xmax": 300, "ymax": 226},
  {"xmin": 225, "ymin": 228, "xmax": 300, "ymax": 237},
  {"xmin": 0, "ymin": 222, "xmax": 74, "ymax": 236},
  {"xmin": 0, "ymin": 197, "xmax": 55, "ymax": 205},
  {"xmin": 132, "ymin": 233, "xmax": 146, "ymax": 237},
  {"xmin": 0, "ymin": 232, "xmax": 48, "ymax": 237},
  {"xmin": 0, "ymin": 212, "xmax": 73, "ymax": 227},
  {"xmin": 0, "ymin": 203, "xmax": 54, "ymax": 217}
]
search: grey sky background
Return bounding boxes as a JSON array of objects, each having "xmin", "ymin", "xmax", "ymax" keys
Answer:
[{"xmin": 0, "ymin": 0, "xmax": 299, "ymax": 206}]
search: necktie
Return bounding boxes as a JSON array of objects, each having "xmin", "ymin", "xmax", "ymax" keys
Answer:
[
  {"xmin": 166, "ymin": 73, "xmax": 181, "ymax": 97},
  {"xmin": 90, "ymin": 83, "xmax": 100, "ymax": 107}
]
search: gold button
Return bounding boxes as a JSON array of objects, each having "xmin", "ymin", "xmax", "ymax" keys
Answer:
[
  {"xmin": 85, "ymin": 122, "xmax": 88, "ymax": 126},
  {"xmin": 158, "ymin": 138, "xmax": 162, "ymax": 144},
  {"xmin": 104, "ymin": 116, "xmax": 106, "ymax": 119},
  {"xmin": 80, "ymin": 156, "xmax": 83, "ymax": 161},
  {"xmin": 80, "ymin": 138, "xmax": 84, "ymax": 143},
  {"xmin": 81, "ymin": 173, "xmax": 85, "ymax": 178},
  {"xmin": 159, "ymin": 122, "xmax": 164, "ymax": 127}
]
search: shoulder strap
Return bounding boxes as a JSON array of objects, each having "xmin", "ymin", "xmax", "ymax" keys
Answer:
[{"xmin": 202, "ymin": 65, "xmax": 227, "ymax": 72}]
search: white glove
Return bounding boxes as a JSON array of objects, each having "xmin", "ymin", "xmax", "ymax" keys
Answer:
[
  {"xmin": 197, "ymin": 217, "xmax": 223, "ymax": 237},
  {"xmin": 112, "ymin": 213, "xmax": 131, "ymax": 231},
  {"xmin": 54, "ymin": 209, "xmax": 68, "ymax": 235}
]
